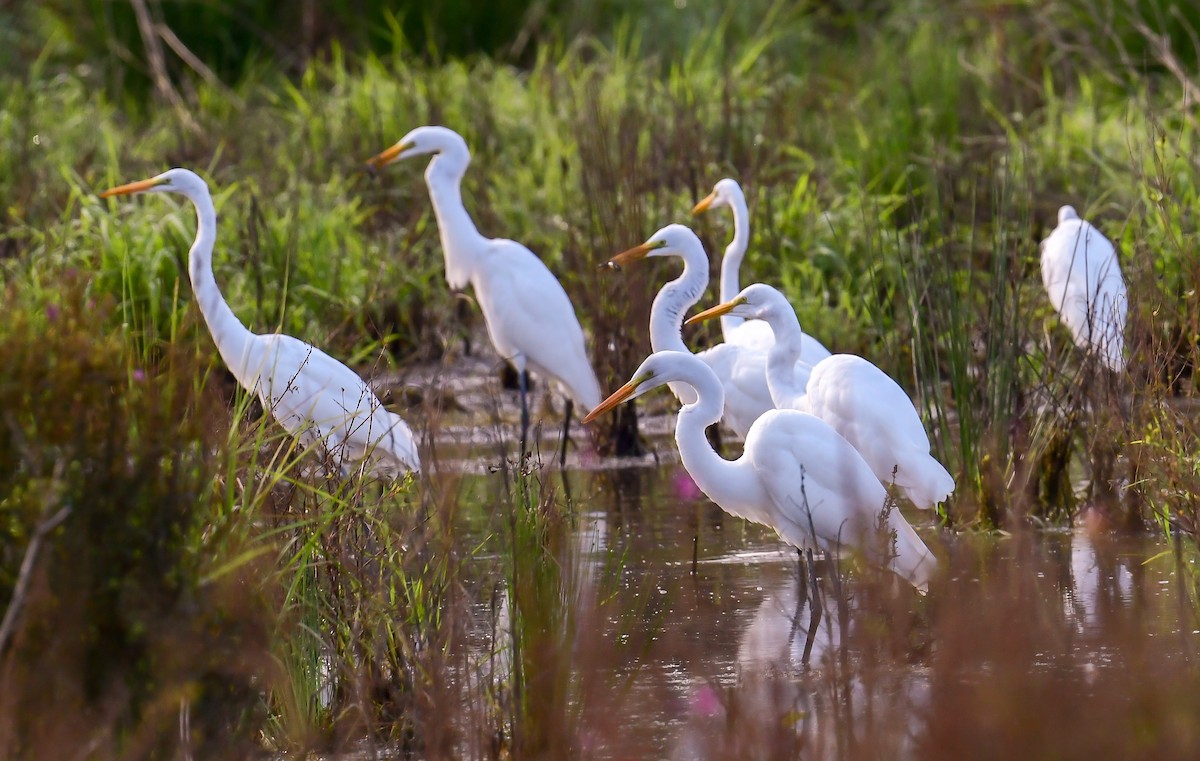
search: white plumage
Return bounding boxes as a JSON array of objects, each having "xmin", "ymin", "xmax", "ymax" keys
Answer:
[
  {"xmin": 692, "ymin": 178, "xmax": 832, "ymax": 364},
  {"xmin": 101, "ymin": 168, "xmax": 419, "ymax": 477},
  {"xmin": 584, "ymin": 351, "xmax": 937, "ymax": 590},
  {"xmin": 803, "ymin": 355, "xmax": 954, "ymax": 509},
  {"xmin": 606, "ymin": 224, "xmax": 806, "ymax": 438},
  {"xmin": 369, "ymin": 126, "xmax": 601, "ymax": 453},
  {"xmin": 1040, "ymin": 205, "xmax": 1128, "ymax": 372},
  {"xmin": 689, "ymin": 283, "xmax": 954, "ymax": 509}
]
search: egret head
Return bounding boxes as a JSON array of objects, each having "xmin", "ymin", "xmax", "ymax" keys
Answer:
[
  {"xmin": 582, "ymin": 351, "xmax": 694, "ymax": 424},
  {"xmin": 367, "ymin": 125, "xmax": 469, "ymax": 169},
  {"xmin": 691, "ymin": 178, "xmax": 745, "ymax": 215},
  {"xmin": 604, "ymin": 223, "xmax": 703, "ymax": 270},
  {"xmin": 1058, "ymin": 205, "xmax": 1079, "ymax": 224},
  {"xmin": 99, "ymin": 168, "xmax": 208, "ymax": 199},
  {"xmin": 686, "ymin": 282, "xmax": 788, "ymax": 327}
]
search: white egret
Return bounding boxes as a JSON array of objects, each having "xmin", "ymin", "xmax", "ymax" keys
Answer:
[
  {"xmin": 689, "ymin": 284, "xmax": 954, "ymax": 509},
  {"xmin": 582, "ymin": 350, "xmax": 937, "ymax": 592},
  {"xmin": 368, "ymin": 126, "xmax": 600, "ymax": 461},
  {"xmin": 100, "ymin": 169, "xmax": 419, "ymax": 476},
  {"xmin": 692, "ymin": 178, "xmax": 832, "ymax": 363},
  {"xmin": 1040, "ymin": 205, "xmax": 1127, "ymax": 372},
  {"xmin": 606, "ymin": 224, "xmax": 803, "ymax": 438}
]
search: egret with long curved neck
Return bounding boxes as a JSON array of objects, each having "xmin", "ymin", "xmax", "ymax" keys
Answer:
[
  {"xmin": 100, "ymin": 168, "xmax": 419, "ymax": 477},
  {"xmin": 368, "ymin": 126, "xmax": 601, "ymax": 463},
  {"xmin": 582, "ymin": 350, "xmax": 937, "ymax": 591},
  {"xmin": 689, "ymin": 283, "xmax": 811, "ymax": 408},
  {"xmin": 606, "ymin": 224, "xmax": 802, "ymax": 438},
  {"xmin": 689, "ymin": 283, "xmax": 955, "ymax": 509},
  {"xmin": 692, "ymin": 178, "xmax": 831, "ymax": 364}
]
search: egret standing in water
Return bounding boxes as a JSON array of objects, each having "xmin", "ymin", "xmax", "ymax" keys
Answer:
[
  {"xmin": 368, "ymin": 126, "xmax": 600, "ymax": 463},
  {"xmin": 689, "ymin": 284, "xmax": 954, "ymax": 509},
  {"xmin": 1039, "ymin": 205, "xmax": 1127, "ymax": 373},
  {"xmin": 692, "ymin": 178, "xmax": 831, "ymax": 363},
  {"xmin": 583, "ymin": 350, "xmax": 937, "ymax": 592},
  {"xmin": 101, "ymin": 169, "xmax": 420, "ymax": 477}
]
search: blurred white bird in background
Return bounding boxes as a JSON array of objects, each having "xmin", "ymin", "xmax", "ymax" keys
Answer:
[{"xmin": 1040, "ymin": 205, "xmax": 1128, "ymax": 373}]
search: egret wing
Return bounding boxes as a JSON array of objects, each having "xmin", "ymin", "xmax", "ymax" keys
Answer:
[
  {"xmin": 472, "ymin": 239, "xmax": 601, "ymax": 410},
  {"xmin": 749, "ymin": 410, "xmax": 937, "ymax": 588},
  {"xmin": 250, "ymin": 334, "xmax": 419, "ymax": 472},
  {"xmin": 747, "ymin": 410, "xmax": 888, "ymax": 553}
]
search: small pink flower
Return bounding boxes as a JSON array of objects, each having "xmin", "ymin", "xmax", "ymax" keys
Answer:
[
  {"xmin": 132, "ymin": 369, "xmax": 146, "ymax": 383},
  {"xmin": 46, "ymin": 304, "xmax": 59, "ymax": 322},
  {"xmin": 672, "ymin": 468, "xmax": 703, "ymax": 500},
  {"xmin": 689, "ymin": 683, "xmax": 724, "ymax": 718}
]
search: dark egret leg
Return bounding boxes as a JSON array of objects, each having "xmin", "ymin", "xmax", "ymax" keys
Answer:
[
  {"xmin": 557, "ymin": 463, "xmax": 574, "ymax": 504},
  {"xmin": 456, "ymin": 297, "xmax": 473, "ymax": 356},
  {"xmin": 826, "ymin": 552, "xmax": 850, "ymax": 644},
  {"xmin": 557, "ymin": 399, "xmax": 574, "ymax": 468},
  {"xmin": 518, "ymin": 363, "xmax": 530, "ymax": 460},
  {"xmin": 789, "ymin": 547, "xmax": 807, "ymax": 645},
  {"xmin": 802, "ymin": 548, "xmax": 822, "ymax": 665}
]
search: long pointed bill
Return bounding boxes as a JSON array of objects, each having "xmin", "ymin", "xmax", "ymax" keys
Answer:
[
  {"xmin": 99, "ymin": 177, "xmax": 164, "ymax": 198},
  {"xmin": 581, "ymin": 381, "xmax": 640, "ymax": 425},
  {"xmin": 366, "ymin": 141, "xmax": 413, "ymax": 169},
  {"xmin": 691, "ymin": 191, "xmax": 717, "ymax": 215},
  {"xmin": 604, "ymin": 239, "xmax": 665, "ymax": 270},
  {"xmin": 685, "ymin": 299, "xmax": 740, "ymax": 326}
]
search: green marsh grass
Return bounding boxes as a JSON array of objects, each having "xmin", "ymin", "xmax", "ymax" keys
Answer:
[
  {"xmin": 0, "ymin": 279, "xmax": 274, "ymax": 758},
  {"xmin": 5, "ymin": 0, "xmax": 1200, "ymax": 755}
]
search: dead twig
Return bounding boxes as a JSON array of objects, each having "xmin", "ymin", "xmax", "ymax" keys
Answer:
[
  {"xmin": 1129, "ymin": 16, "xmax": 1200, "ymax": 129},
  {"xmin": 0, "ymin": 500, "xmax": 71, "ymax": 655},
  {"xmin": 156, "ymin": 22, "xmax": 245, "ymax": 109},
  {"xmin": 129, "ymin": 0, "xmax": 200, "ymax": 133}
]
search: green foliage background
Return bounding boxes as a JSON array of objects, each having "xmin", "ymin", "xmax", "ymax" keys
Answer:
[
  {"xmin": 1, "ymin": 0, "xmax": 1197, "ymax": 510},
  {"xmin": 3, "ymin": 0, "xmax": 1200, "ymax": 755}
]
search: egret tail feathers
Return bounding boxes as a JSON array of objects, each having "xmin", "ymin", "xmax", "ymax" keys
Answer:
[
  {"xmin": 887, "ymin": 516, "xmax": 938, "ymax": 593},
  {"xmin": 895, "ymin": 454, "xmax": 956, "ymax": 509}
]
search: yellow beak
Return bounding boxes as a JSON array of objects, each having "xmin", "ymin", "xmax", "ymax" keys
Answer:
[
  {"xmin": 605, "ymin": 240, "xmax": 664, "ymax": 269},
  {"xmin": 685, "ymin": 299, "xmax": 741, "ymax": 326},
  {"xmin": 582, "ymin": 380, "xmax": 640, "ymax": 425},
  {"xmin": 691, "ymin": 191, "xmax": 717, "ymax": 215},
  {"xmin": 366, "ymin": 141, "xmax": 413, "ymax": 169},
  {"xmin": 99, "ymin": 177, "xmax": 164, "ymax": 198}
]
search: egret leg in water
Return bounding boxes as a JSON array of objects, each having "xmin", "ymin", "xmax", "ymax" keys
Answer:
[
  {"xmin": 367, "ymin": 127, "xmax": 601, "ymax": 456},
  {"xmin": 788, "ymin": 547, "xmax": 823, "ymax": 665},
  {"xmin": 803, "ymin": 548, "xmax": 823, "ymax": 664},
  {"xmin": 518, "ymin": 363, "xmax": 530, "ymax": 460},
  {"xmin": 581, "ymin": 351, "xmax": 938, "ymax": 595},
  {"xmin": 558, "ymin": 399, "xmax": 574, "ymax": 467}
]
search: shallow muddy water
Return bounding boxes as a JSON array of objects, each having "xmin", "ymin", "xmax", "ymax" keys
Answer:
[
  {"xmin": 360, "ymin": 352, "xmax": 1200, "ymax": 759},
  {"xmin": 431, "ymin": 441, "xmax": 1200, "ymax": 758}
]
